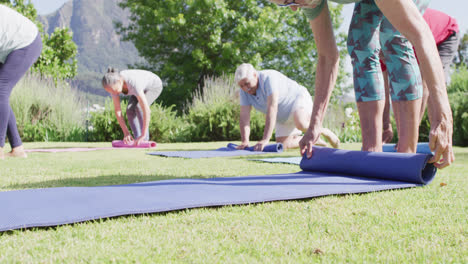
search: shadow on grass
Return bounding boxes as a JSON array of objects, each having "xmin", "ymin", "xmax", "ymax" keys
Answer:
[{"xmin": 3, "ymin": 173, "xmax": 235, "ymax": 190}]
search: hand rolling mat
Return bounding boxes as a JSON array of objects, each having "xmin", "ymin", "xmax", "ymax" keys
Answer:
[
  {"xmin": 112, "ymin": 140, "xmax": 157, "ymax": 148},
  {"xmin": 0, "ymin": 147, "xmax": 436, "ymax": 232},
  {"xmin": 147, "ymin": 143, "xmax": 283, "ymax": 158}
]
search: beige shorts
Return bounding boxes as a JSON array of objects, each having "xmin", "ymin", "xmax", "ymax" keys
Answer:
[{"xmin": 275, "ymin": 90, "xmax": 313, "ymax": 138}]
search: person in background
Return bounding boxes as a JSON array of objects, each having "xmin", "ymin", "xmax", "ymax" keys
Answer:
[
  {"xmin": 235, "ymin": 63, "xmax": 340, "ymax": 151},
  {"xmin": 0, "ymin": 4, "xmax": 43, "ymax": 159},
  {"xmin": 102, "ymin": 68, "xmax": 163, "ymax": 146}
]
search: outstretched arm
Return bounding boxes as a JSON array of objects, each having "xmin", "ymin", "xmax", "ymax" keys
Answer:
[
  {"xmin": 112, "ymin": 95, "xmax": 132, "ymax": 143},
  {"xmin": 254, "ymin": 92, "xmax": 279, "ymax": 151},
  {"xmin": 238, "ymin": 105, "xmax": 252, "ymax": 149},
  {"xmin": 299, "ymin": 1, "xmax": 340, "ymax": 158}
]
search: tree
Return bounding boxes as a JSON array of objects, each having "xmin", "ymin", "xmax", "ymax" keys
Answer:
[
  {"xmin": 117, "ymin": 0, "xmax": 348, "ymax": 107},
  {"xmin": 455, "ymin": 31, "xmax": 468, "ymax": 67},
  {"xmin": 1, "ymin": 0, "xmax": 78, "ymax": 81}
]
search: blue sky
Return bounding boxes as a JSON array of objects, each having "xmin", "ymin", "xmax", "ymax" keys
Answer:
[{"xmin": 31, "ymin": 0, "xmax": 467, "ymax": 34}]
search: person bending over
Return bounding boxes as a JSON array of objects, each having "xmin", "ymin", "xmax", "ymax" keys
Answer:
[
  {"xmin": 234, "ymin": 63, "xmax": 339, "ymax": 151},
  {"xmin": 267, "ymin": 0, "xmax": 454, "ymax": 169},
  {"xmin": 0, "ymin": 4, "xmax": 43, "ymax": 159},
  {"xmin": 380, "ymin": 8, "xmax": 459, "ymax": 144},
  {"xmin": 102, "ymin": 68, "xmax": 163, "ymax": 146}
]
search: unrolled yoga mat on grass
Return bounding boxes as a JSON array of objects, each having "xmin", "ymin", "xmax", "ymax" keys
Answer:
[
  {"xmin": 0, "ymin": 147, "xmax": 436, "ymax": 232},
  {"xmin": 25, "ymin": 141, "xmax": 157, "ymax": 153},
  {"xmin": 25, "ymin": 147, "xmax": 114, "ymax": 153},
  {"xmin": 147, "ymin": 143, "xmax": 283, "ymax": 158}
]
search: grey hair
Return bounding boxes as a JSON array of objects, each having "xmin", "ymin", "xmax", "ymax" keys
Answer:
[
  {"xmin": 102, "ymin": 67, "xmax": 122, "ymax": 86},
  {"xmin": 234, "ymin": 63, "xmax": 256, "ymax": 83}
]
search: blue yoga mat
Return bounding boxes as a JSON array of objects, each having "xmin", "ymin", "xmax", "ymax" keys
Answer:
[
  {"xmin": 147, "ymin": 143, "xmax": 283, "ymax": 158},
  {"xmin": 0, "ymin": 147, "xmax": 436, "ymax": 232},
  {"xmin": 383, "ymin": 142, "xmax": 432, "ymax": 154},
  {"xmin": 252, "ymin": 143, "xmax": 434, "ymax": 165},
  {"xmin": 250, "ymin": 157, "xmax": 302, "ymax": 165}
]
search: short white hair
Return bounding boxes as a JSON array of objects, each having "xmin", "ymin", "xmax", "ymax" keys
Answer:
[{"xmin": 234, "ymin": 63, "xmax": 256, "ymax": 83}]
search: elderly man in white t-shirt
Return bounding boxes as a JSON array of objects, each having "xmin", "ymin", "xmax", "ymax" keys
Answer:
[{"xmin": 235, "ymin": 63, "xmax": 339, "ymax": 151}]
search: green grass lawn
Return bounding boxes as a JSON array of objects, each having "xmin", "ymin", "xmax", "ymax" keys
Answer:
[{"xmin": 0, "ymin": 142, "xmax": 466, "ymax": 263}]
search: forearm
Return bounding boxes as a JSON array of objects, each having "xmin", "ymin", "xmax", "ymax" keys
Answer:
[
  {"xmin": 262, "ymin": 107, "xmax": 277, "ymax": 142},
  {"xmin": 239, "ymin": 106, "xmax": 251, "ymax": 143},
  {"xmin": 115, "ymin": 112, "xmax": 130, "ymax": 135},
  {"xmin": 240, "ymin": 123, "xmax": 250, "ymax": 143},
  {"xmin": 310, "ymin": 54, "xmax": 339, "ymax": 132},
  {"xmin": 413, "ymin": 36, "xmax": 451, "ymax": 114}
]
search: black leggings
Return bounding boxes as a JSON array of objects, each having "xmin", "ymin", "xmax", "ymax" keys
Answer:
[{"xmin": 0, "ymin": 34, "xmax": 42, "ymax": 148}]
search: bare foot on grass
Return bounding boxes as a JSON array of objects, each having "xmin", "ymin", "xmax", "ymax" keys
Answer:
[
  {"xmin": 6, "ymin": 145, "xmax": 27, "ymax": 158},
  {"xmin": 321, "ymin": 129, "xmax": 340, "ymax": 149}
]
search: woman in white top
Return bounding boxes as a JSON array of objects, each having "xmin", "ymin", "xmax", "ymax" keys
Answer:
[
  {"xmin": 102, "ymin": 68, "xmax": 163, "ymax": 146},
  {"xmin": 0, "ymin": 4, "xmax": 43, "ymax": 159}
]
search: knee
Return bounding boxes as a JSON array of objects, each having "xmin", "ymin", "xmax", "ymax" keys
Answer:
[{"xmin": 126, "ymin": 106, "xmax": 137, "ymax": 118}]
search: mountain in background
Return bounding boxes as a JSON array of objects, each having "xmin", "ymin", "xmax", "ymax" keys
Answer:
[{"xmin": 38, "ymin": 0, "xmax": 143, "ymax": 103}]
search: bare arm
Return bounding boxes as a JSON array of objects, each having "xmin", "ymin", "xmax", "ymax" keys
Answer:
[
  {"xmin": 375, "ymin": 0, "xmax": 454, "ymax": 168},
  {"xmin": 239, "ymin": 105, "xmax": 252, "ymax": 149},
  {"xmin": 300, "ymin": 1, "xmax": 340, "ymax": 158},
  {"xmin": 112, "ymin": 95, "xmax": 131, "ymax": 139},
  {"xmin": 255, "ymin": 92, "xmax": 279, "ymax": 151}
]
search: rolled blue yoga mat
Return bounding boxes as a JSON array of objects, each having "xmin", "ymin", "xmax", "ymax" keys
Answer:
[
  {"xmin": 253, "ymin": 143, "xmax": 434, "ymax": 165},
  {"xmin": 147, "ymin": 143, "xmax": 283, "ymax": 158},
  {"xmin": 0, "ymin": 147, "xmax": 436, "ymax": 232}
]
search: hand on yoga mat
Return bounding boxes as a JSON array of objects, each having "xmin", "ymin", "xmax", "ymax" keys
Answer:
[
  {"xmin": 253, "ymin": 140, "xmax": 268, "ymax": 152},
  {"xmin": 236, "ymin": 142, "xmax": 249, "ymax": 150},
  {"xmin": 123, "ymin": 134, "xmax": 134, "ymax": 145},
  {"xmin": 428, "ymin": 118, "xmax": 455, "ymax": 169},
  {"xmin": 134, "ymin": 135, "xmax": 145, "ymax": 146},
  {"xmin": 299, "ymin": 128, "xmax": 321, "ymax": 159}
]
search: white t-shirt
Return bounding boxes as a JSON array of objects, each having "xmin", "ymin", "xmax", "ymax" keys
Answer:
[
  {"xmin": 119, "ymin": 69, "xmax": 162, "ymax": 96},
  {"xmin": 0, "ymin": 4, "xmax": 39, "ymax": 63},
  {"xmin": 240, "ymin": 70, "xmax": 310, "ymax": 123}
]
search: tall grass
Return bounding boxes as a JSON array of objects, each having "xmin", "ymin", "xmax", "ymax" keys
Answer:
[
  {"xmin": 184, "ymin": 75, "xmax": 266, "ymax": 141},
  {"xmin": 9, "ymin": 74, "xmax": 85, "ymax": 142},
  {"xmin": 190, "ymin": 75, "xmax": 239, "ymax": 108}
]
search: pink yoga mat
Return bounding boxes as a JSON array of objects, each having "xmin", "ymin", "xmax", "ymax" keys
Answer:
[
  {"xmin": 111, "ymin": 140, "xmax": 157, "ymax": 148},
  {"xmin": 25, "ymin": 147, "xmax": 113, "ymax": 153}
]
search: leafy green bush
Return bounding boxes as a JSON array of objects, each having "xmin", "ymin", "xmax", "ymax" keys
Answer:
[
  {"xmin": 89, "ymin": 100, "xmax": 188, "ymax": 143},
  {"xmin": 452, "ymin": 93, "xmax": 468, "ymax": 146},
  {"xmin": 448, "ymin": 66, "xmax": 468, "ymax": 94},
  {"xmin": 88, "ymin": 100, "xmax": 124, "ymax": 142},
  {"xmin": 10, "ymin": 74, "xmax": 85, "ymax": 142},
  {"xmin": 149, "ymin": 103, "xmax": 187, "ymax": 143},
  {"xmin": 183, "ymin": 76, "xmax": 265, "ymax": 142},
  {"xmin": 419, "ymin": 92, "xmax": 468, "ymax": 146}
]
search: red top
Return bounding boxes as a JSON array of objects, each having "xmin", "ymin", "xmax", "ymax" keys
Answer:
[
  {"xmin": 380, "ymin": 8, "xmax": 459, "ymax": 71},
  {"xmin": 423, "ymin": 8, "xmax": 459, "ymax": 45}
]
